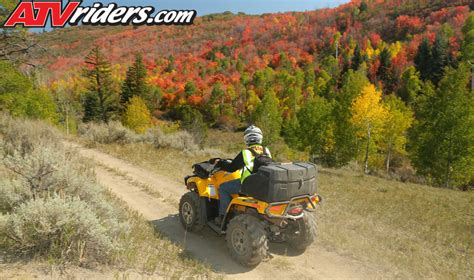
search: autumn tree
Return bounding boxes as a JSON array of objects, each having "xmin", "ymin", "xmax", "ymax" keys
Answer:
[
  {"xmin": 123, "ymin": 96, "xmax": 152, "ymax": 134},
  {"xmin": 121, "ymin": 53, "xmax": 149, "ymax": 110},
  {"xmin": 351, "ymin": 84, "xmax": 388, "ymax": 174},
  {"xmin": 381, "ymin": 95, "xmax": 414, "ymax": 172},
  {"xmin": 409, "ymin": 64, "xmax": 474, "ymax": 188},
  {"xmin": 253, "ymin": 90, "xmax": 282, "ymax": 145},
  {"xmin": 82, "ymin": 46, "xmax": 118, "ymax": 123}
]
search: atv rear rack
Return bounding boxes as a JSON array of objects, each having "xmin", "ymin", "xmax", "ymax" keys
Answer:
[{"xmin": 264, "ymin": 194, "xmax": 321, "ymax": 220}]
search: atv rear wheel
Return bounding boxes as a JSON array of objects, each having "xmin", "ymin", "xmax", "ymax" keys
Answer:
[
  {"xmin": 226, "ymin": 214, "xmax": 268, "ymax": 267},
  {"xmin": 285, "ymin": 211, "xmax": 317, "ymax": 252},
  {"xmin": 179, "ymin": 191, "xmax": 206, "ymax": 232}
]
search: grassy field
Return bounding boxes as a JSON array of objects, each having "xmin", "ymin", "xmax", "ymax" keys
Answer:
[{"xmin": 93, "ymin": 140, "xmax": 473, "ymax": 279}]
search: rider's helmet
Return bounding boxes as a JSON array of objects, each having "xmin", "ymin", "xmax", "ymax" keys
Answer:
[{"xmin": 244, "ymin": 125, "xmax": 263, "ymax": 146}]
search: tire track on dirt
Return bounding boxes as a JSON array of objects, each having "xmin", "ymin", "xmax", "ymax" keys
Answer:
[{"xmin": 67, "ymin": 142, "xmax": 381, "ymax": 279}]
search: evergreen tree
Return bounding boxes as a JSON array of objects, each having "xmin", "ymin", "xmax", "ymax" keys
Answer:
[
  {"xmin": 121, "ymin": 53, "xmax": 149, "ymax": 109},
  {"xmin": 377, "ymin": 48, "xmax": 393, "ymax": 92},
  {"xmin": 430, "ymin": 32, "xmax": 452, "ymax": 85},
  {"xmin": 253, "ymin": 90, "xmax": 282, "ymax": 145},
  {"xmin": 409, "ymin": 64, "xmax": 474, "ymax": 188},
  {"xmin": 332, "ymin": 66, "xmax": 369, "ymax": 166},
  {"xmin": 351, "ymin": 44, "xmax": 363, "ymax": 70},
  {"xmin": 414, "ymin": 38, "xmax": 432, "ymax": 81},
  {"xmin": 397, "ymin": 66, "xmax": 423, "ymax": 104},
  {"xmin": 82, "ymin": 46, "xmax": 117, "ymax": 123},
  {"xmin": 184, "ymin": 81, "xmax": 197, "ymax": 97}
]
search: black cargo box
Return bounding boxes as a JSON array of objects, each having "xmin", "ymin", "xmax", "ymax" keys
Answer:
[{"xmin": 240, "ymin": 162, "xmax": 317, "ymax": 203}]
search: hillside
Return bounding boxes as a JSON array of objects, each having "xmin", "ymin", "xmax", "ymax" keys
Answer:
[{"xmin": 36, "ymin": 0, "xmax": 471, "ymax": 80}]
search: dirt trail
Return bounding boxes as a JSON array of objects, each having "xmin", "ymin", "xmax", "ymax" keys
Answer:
[{"xmin": 67, "ymin": 142, "xmax": 381, "ymax": 279}]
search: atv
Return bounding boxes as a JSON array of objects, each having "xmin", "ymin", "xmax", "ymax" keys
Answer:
[{"xmin": 179, "ymin": 159, "xmax": 321, "ymax": 267}]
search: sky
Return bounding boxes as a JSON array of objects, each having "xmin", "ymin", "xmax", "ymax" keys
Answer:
[{"xmin": 29, "ymin": 0, "xmax": 349, "ymax": 32}]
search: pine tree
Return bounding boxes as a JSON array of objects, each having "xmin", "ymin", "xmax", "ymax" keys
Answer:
[
  {"xmin": 409, "ymin": 64, "xmax": 474, "ymax": 188},
  {"xmin": 121, "ymin": 53, "xmax": 149, "ymax": 109},
  {"xmin": 253, "ymin": 90, "xmax": 282, "ymax": 145},
  {"xmin": 123, "ymin": 96, "xmax": 152, "ymax": 134},
  {"xmin": 377, "ymin": 48, "xmax": 393, "ymax": 92},
  {"xmin": 397, "ymin": 66, "xmax": 423, "ymax": 104},
  {"xmin": 430, "ymin": 31, "xmax": 452, "ymax": 85},
  {"xmin": 82, "ymin": 46, "xmax": 117, "ymax": 123},
  {"xmin": 332, "ymin": 66, "xmax": 369, "ymax": 166},
  {"xmin": 351, "ymin": 44, "xmax": 363, "ymax": 70},
  {"xmin": 414, "ymin": 38, "xmax": 432, "ymax": 81},
  {"xmin": 351, "ymin": 84, "xmax": 388, "ymax": 174}
]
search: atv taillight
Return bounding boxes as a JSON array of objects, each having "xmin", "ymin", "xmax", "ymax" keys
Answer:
[{"xmin": 288, "ymin": 205, "xmax": 303, "ymax": 215}]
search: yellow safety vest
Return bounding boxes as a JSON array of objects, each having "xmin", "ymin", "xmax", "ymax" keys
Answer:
[{"xmin": 240, "ymin": 144, "xmax": 271, "ymax": 183}]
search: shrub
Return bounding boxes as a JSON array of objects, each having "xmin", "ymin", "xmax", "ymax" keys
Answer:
[
  {"xmin": 2, "ymin": 196, "xmax": 115, "ymax": 265},
  {"xmin": 0, "ymin": 113, "xmax": 62, "ymax": 155},
  {"xmin": 146, "ymin": 128, "xmax": 198, "ymax": 152},
  {"xmin": 78, "ymin": 121, "xmax": 142, "ymax": 144},
  {"xmin": 0, "ymin": 178, "xmax": 31, "ymax": 214}
]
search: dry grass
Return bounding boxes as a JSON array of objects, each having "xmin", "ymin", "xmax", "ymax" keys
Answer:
[
  {"xmin": 317, "ymin": 168, "xmax": 473, "ymax": 279},
  {"xmin": 92, "ymin": 135, "xmax": 474, "ymax": 279}
]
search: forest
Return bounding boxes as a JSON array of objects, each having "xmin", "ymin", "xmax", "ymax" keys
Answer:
[{"xmin": 1, "ymin": 0, "xmax": 473, "ymax": 189}]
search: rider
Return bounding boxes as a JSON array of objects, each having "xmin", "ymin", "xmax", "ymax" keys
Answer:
[{"xmin": 211, "ymin": 125, "xmax": 271, "ymax": 225}]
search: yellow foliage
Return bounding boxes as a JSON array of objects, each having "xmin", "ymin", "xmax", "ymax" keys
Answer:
[
  {"xmin": 123, "ymin": 96, "xmax": 152, "ymax": 134},
  {"xmin": 388, "ymin": 41, "xmax": 402, "ymax": 58},
  {"xmin": 351, "ymin": 84, "xmax": 388, "ymax": 135}
]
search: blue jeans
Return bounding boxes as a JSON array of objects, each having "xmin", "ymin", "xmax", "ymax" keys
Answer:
[{"xmin": 219, "ymin": 179, "xmax": 241, "ymax": 216}]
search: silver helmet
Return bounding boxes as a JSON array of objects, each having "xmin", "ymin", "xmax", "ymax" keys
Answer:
[{"xmin": 244, "ymin": 125, "xmax": 263, "ymax": 146}]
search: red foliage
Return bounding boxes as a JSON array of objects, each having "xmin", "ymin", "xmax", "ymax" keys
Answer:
[{"xmin": 395, "ymin": 15, "xmax": 423, "ymax": 38}]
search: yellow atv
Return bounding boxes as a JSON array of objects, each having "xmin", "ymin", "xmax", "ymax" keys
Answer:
[{"xmin": 179, "ymin": 159, "xmax": 321, "ymax": 267}]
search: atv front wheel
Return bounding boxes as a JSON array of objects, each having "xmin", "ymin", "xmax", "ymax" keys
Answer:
[
  {"xmin": 179, "ymin": 191, "xmax": 206, "ymax": 232},
  {"xmin": 285, "ymin": 211, "xmax": 317, "ymax": 252},
  {"xmin": 226, "ymin": 214, "xmax": 268, "ymax": 267}
]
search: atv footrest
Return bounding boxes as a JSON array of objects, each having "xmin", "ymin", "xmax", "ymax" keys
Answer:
[{"xmin": 207, "ymin": 221, "xmax": 225, "ymax": 235}]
